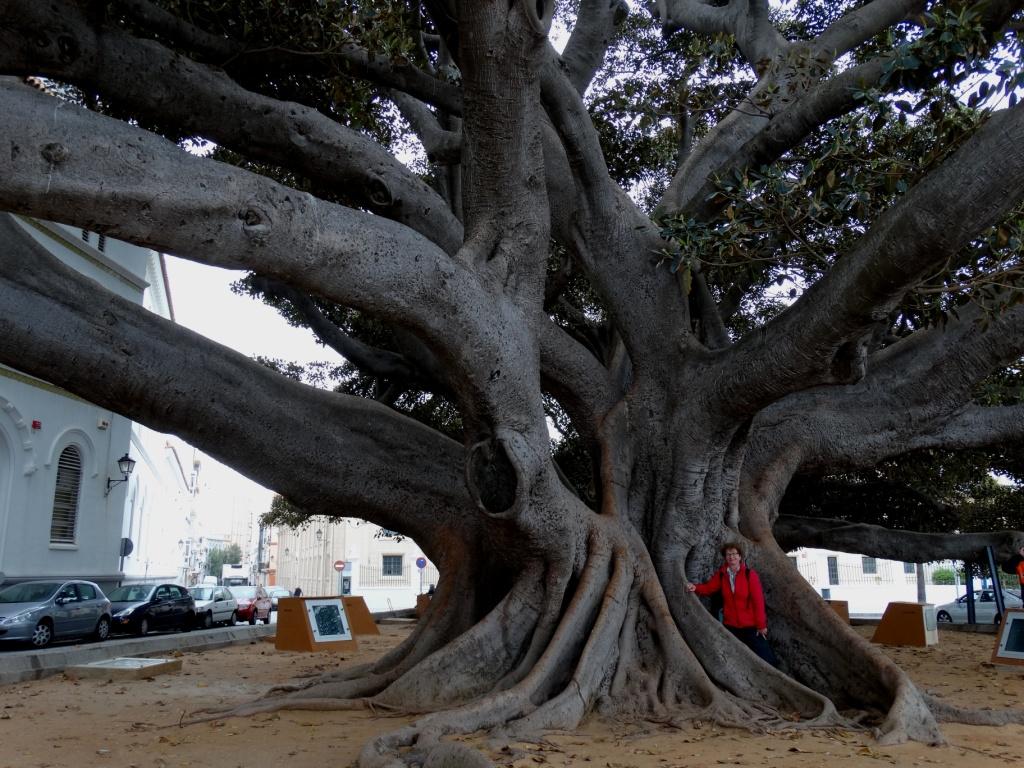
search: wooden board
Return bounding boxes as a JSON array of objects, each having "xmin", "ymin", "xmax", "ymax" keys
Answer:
[
  {"xmin": 342, "ymin": 596, "xmax": 380, "ymax": 635},
  {"xmin": 416, "ymin": 593, "xmax": 431, "ymax": 617},
  {"xmin": 275, "ymin": 596, "xmax": 358, "ymax": 653},
  {"xmin": 872, "ymin": 602, "xmax": 938, "ymax": 647},
  {"xmin": 992, "ymin": 608, "xmax": 1024, "ymax": 666},
  {"xmin": 825, "ymin": 600, "xmax": 850, "ymax": 623}
]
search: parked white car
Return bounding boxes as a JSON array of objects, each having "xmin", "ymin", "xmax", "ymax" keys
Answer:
[
  {"xmin": 934, "ymin": 589, "xmax": 1023, "ymax": 625},
  {"xmin": 189, "ymin": 585, "xmax": 238, "ymax": 628}
]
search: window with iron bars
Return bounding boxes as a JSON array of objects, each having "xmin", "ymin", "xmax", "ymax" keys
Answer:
[
  {"xmin": 382, "ymin": 554, "xmax": 403, "ymax": 576},
  {"xmin": 50, "ymin": 445, "xmax": 82, "ymax": 544}
]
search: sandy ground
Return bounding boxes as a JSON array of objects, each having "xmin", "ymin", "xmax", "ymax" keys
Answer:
[{"xmin": 0, "ymin": 623, "xmax": 1022, "ymax": 768}]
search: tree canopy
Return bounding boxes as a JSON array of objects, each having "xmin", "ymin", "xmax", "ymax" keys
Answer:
[
  {"xmin": 204, "ymin": 542, "xmax": 244, "ymax": 581},
  {"xmin": 1, "ymin": 1, "xmax": 1024, "ymax": 765}
]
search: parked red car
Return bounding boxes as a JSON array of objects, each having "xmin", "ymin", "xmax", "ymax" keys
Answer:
[{"xmin": 230, "ymin": 585, "xmax": 272, "ymax": 624}]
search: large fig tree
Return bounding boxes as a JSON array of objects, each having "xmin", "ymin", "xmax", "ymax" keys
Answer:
[{"xmin": 1, "ymin": 1, "xmax": 1024, "ymax": 765}]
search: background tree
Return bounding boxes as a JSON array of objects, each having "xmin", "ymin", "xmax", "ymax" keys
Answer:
[
  {"xmin": 204, "ymin": 542, "xmax": 244, "ymax": 582},
  {"xmin": 1, "ymin": 1, "xmax": 1024, "ymax": 765}
]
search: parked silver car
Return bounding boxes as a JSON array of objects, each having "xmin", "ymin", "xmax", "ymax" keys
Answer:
[
  {"xmin": 189, "ymin": 585, "xmax": 238, "ymax": 628},
  {"xmin": 935, "ymin": 589, "xmax": 1023, "ymax": 625},
  {"xmin": 0, "ymin": 580, "xmax": 112, "ymax": 648},
  {"xmin": 266, "ymin": 586, "xmax": 292, "ymax": 611}
]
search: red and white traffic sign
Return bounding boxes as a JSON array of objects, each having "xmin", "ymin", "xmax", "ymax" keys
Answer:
[{"xmin": 333, "ymin": 560, "xmax": 346, "ymax": 572}]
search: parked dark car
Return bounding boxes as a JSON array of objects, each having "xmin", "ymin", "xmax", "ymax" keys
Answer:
[
  {"xmin": 107, "ymin": 583, "xmax": 196, "ymax": 636},
  {"xmin": 230, "ymin": 585, "xmax": 272, "ymax": 624},
  {"xmin": 0, "ymin": 580, "xmax": 112, "ymax": 648}
]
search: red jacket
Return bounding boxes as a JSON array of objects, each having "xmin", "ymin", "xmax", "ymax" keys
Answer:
[{"xmin": 693, "ymin": 563, "xmax": 767, "ymax": 631}]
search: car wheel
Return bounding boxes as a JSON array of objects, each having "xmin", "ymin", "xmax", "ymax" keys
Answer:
[
  {"xmin": 202, "ymin": 611, "xmax": 213, "ymax": 629},
  {"xmin": 229, "ymin": 610, "xmax": 238, "ymax": 626},
  {"xmin": 30, "ymin": 620, "xmax": 53, "ymax": 648},
  {"xmin": 263, "ymin": 611, "xmax": 272, "ymax": 625},
  {"xmin": 248, "ymin": 611, "xmax": 256, "ymax": 626},
  {"xmin": 93, "ymin": 616, "xmax": 111, "ymax": 642},
  {"xmin": 936, "ymin": 610, "xmax": 952, "ymax": 623},
  {"xmin": 182, "ymin": 612, "xmax": 194, "ymax": 631},
  {"xmin": 138, "ymin": 617, "xmax": 150, "ymax": 636},
  {"xmin": 994, "ymin": 613, "xmax": 1002, "ymax": 626}
]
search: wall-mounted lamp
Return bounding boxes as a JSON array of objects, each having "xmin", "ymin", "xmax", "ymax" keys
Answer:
[
  {"xmin": 105, "ymin": 453, "xmax": 136, "ymax": 496},
  {"xmin": 315, "ymin": 528, "xmax": 323, "ymax": 543}
]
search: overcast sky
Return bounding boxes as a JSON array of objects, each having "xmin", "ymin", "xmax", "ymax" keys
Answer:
[{"xmin": 163, "ymin": 257, "xmax": 343, "ymax": 537}]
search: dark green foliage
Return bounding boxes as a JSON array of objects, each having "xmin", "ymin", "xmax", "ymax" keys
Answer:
[
  {"xmin": 782, "ymin": 451, "xmax": 1024, "ymax": 536},
  {"xmin": 204, "ymin": 542, "xmax": 244, "ymax": 580}
]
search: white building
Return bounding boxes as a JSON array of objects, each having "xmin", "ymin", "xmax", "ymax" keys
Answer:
[
  {"xmin": 787, "ymin": 547, "xmax": 964, "ymax": 615},
  {"xmin": 0, "ymin": 214, "xmax": 219, "ymax": 590},
  {"xmin": 275, "ymin": 519, "xmax": 438, "ymax": 613}
]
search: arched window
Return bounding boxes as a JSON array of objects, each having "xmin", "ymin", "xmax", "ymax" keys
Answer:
[{"xmin": 50, "ymin": 445, "xmax": 82, "ymax": 544}]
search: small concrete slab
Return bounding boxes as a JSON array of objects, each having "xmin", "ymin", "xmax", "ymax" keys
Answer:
[{"xmin": 65, "ymin": 656, "xmax": 182, "ymax": 680}]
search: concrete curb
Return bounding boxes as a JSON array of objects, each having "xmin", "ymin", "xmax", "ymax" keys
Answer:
[
  {"xmin": 851, "ymin": 617, "xmax": 999, "ymax": 634},
  {"xmin": 0, "ymin": 624, "xmax": 274, "ymax": 685}
]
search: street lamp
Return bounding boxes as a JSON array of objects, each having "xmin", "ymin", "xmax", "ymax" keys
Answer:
[
  {"xmin": 315, "ymin": 528, "xmax": 326, "ymax": 594},
  {"xmin": 105, "ymin": 453, "xmax": 136, "ymax": 496}
]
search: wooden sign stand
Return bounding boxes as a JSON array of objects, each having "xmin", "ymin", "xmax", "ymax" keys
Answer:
[
  {"xmin": 824, "ymin": 600, "xmax": 850, "ymax": 623},
  {"xmin": 871, "ymin": 602, "xmax": 938, "ymax": 647},
  {"xmin": 275, "ymin": 596, "xmax": 358, "ymax": 653},
  {"xmin": 342, "ymin": 596, "xmax": 380, "ymax": 635},
  {"xmin": 992, "ymin": 608, "xmax": 1024, "ymax": 667}
]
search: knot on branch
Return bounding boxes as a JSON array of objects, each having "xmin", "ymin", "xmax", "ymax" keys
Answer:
[
  {"xmin": 238, "ymin": 206, "xmax": 271, "ymax": 241},
  {"xmin": 57, "ymin": 35, "xmax": 80, "ymax": 64},
  {"xmin": 519, "ymin": 0, "xmax": 554, "ymax": 37},
  {"xmin": 829, "ymin": 338, "xmax": 868, "ymax": 384},
  {"xmin": 365, "ymin": 173, "xmax": 395, "ymax": 209},
  {"xmin": 40, "ymin": 143, "xmax": 69, "ymax": 166},
  {"xmin": 466, "ymin": 436, "xmax": 518, "ymax": 516}
]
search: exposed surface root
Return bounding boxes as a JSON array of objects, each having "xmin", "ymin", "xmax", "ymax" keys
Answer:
[
  {"xmin": 358, "ymin": 724, "xmax": 496, "ymax": 768},
  {"xmin": 873, "ymin": 675, "xmax": 945, "ymax": 746},
  {"xmin": 495, "ymin": 559, "xmax": 574, "ymax": 690},
  {"xmin": 179, "ymin": 696, "xmax": 386, "ymax": 726},
  {"xmin": 925, "ymin": 693, "xmax": 1024, "ymax": 727}
]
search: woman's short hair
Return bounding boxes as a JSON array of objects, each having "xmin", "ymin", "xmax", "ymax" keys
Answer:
[{"xmin": 720, "ymin": 541, "xmax": 745, "ymax": 558}]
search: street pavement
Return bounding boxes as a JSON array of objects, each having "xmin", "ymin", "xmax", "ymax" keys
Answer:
[{"xmin": 0, "ymin": 621, "xmax": 275, "ymax": 685}]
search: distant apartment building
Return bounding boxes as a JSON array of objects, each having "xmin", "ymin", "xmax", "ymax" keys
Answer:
[{"xmin": 274, "ymin": 519, "xmax": 438, "ymax": 613}]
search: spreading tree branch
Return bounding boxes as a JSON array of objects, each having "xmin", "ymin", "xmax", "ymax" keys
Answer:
[
  {"xmin": 539, "ymin": 51, "xmax": 687, "ymax": 371},
  {"xmin": 560, "ymin": 0, "xmax": 629, "ymax": 94},
  {"xmin": 812, "ymin": 0, "xmax": 927, "ymax": 60},
  {"xmin": 775, "ymin": 515, "xmax": 1024, "ymax": 563},
  {"xmin": 252, "ymin": 276, "xmax": 423, "ymax": 383},
  {"xmin": 389, "ymin": 90, "xmax": 462, "ymax": 165},
  {"xmin": 0, "ymin": 79, "xmax": 517, "ymax": 412},
  {"xmin": 111, "ymin": 0, "xmax": 464, "ymax": 114},
  {"xmin": 0, "ymin": 213, "xmax": 477, "ymax": 554},
  {"xmin": 657, "ymin": 0, "xmax": 1018, "ymax": 220},
  {"xmin": 713, "ymin": 102, "xmax": 1024, "ymax": 418},
  {"xmin": 0, "ymin": 0, "xmax": 463, "ymax": 255}
]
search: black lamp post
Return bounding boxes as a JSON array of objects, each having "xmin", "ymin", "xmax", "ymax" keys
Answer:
[{"xmin": 105, "ymin": 453, "xmax": 136, "ymax": 496}]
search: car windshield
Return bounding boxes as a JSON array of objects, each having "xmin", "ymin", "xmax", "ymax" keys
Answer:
[
  {"xmin": 0, "ymin": 582, "xmax": 61, "ymax": 603},
  {"xmin": 190, "ymin": 587, "xmax": 215, "ymax": 600},
  {"xmin": 106, "ymin": 585, "xmax": 156, "ymax": 602},
  {"xmin": 232, "ymin": 586, "xmax": 257, "ymax": 599}
]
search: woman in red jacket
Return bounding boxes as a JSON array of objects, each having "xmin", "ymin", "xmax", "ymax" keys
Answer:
[
  {"xmin": 686, "ymin": 541, "xmax": 778, "ymax": 666},
  {"xmin": 1017, "ymin": 545, "xmax": 1024, "ymax": 590}
]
